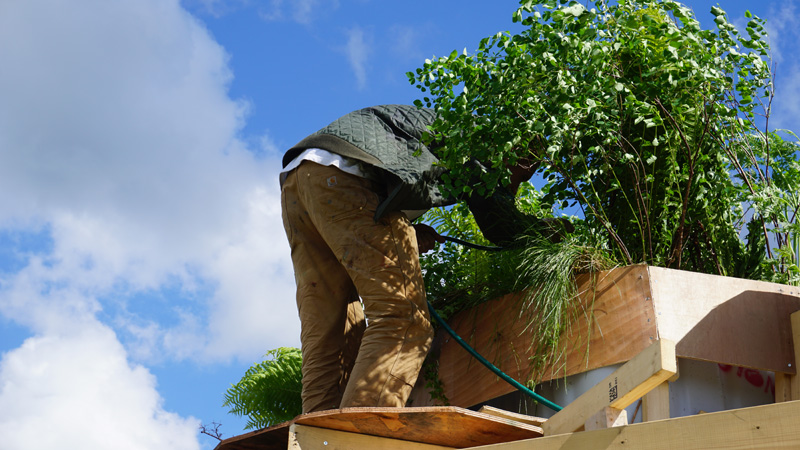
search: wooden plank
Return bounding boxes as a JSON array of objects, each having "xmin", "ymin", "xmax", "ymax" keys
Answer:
[
  {"xmin": 648, "ymin": 266, "xmax": 800, "ymax": 373},
  {"xmin": 776, "ymin": 372, "xmax": 793, "ymax": 403},
  {"xmin": 778, "ymin": 310, "xmax": 800, "ymax": 402},
  {"xmin": 466, "ymin": 400, "xmax": 800, "ymax": 450},
  {"xmin": 583, "ymin": 407, "xmax": 627, "ymax": 431},
  {"xmin": 642, "ymin": 382, "xmax": 670, "ymax": 421},
  {"xmin": 542, "ymin": 339, "xmax": 677, "ymax": 436},
  {"xmin": 410, "ymin": 265, "xmax": 658, "ymax": 408},
  {"xmin": 792, "ymin": 311, "xmax": 800, "ymax": 400},
  {"xmin": 213, "ymin": 420, "xmax": 291, "ymax": 450},
  {"xmin": 214, "ymin": 407, "xmax": 541, "ymax": 450},
  {"xmin": 293, "ymin": 407, "xmax": 542, "ymax": 448},
  {"xmin": 288, "ymin": 424, "xmax": 454, "ymax": 450},
  {"xmin": 477, "ymin": 405, "xmax": 547, "ymax": 427}
]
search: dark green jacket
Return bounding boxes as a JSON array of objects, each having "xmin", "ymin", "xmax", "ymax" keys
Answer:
[
  {"xmin": 284, "ymin": 104, "xmax": 452, "ymax": 219},
  {"xmin": 283, "ymin": 104, "xmax": 541, "ymax": 245}
]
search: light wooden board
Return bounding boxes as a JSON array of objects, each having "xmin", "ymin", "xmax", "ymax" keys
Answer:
[
  {"xmin": 214, "ymin": 407, "xmax": 542, "ymax": 450},
  {"xmin": 642, "ymin": 382, "xmax": 670, "ymax": 422},
  {"xmin": 477, "ymin": 406, "xmax": 547, "ymax": 427},
  {"xmin": 410, "ymin": 265, "xmax": 657, "ymax": 408},
  {"xmin": 583, "ymin": 407, "xmax": 627, "ymax": 431},
  {"xmin": 467, "ymin": 400, "xmax": 800, "ymax": 450},
  {"xmin": 776, "ymin": 310, "xmax": 800, "ymax": 402},
  {"xmin": 289, "ymin": 424, "xmax": 454, "ymax": 450},
  {"xmin": 294, "ymin": 406, "xmax": 542, "ymax": 448},
  {"xmin": 648, "ymin": 266, "xmax": 800, "ymax": 373},
  {"xmin": 792, "ymin": 311, "xmax": 800, "ymax": 400},
  {"xmin": 542, "ymin": 339, "xmax": 677, "ymax": 436}
]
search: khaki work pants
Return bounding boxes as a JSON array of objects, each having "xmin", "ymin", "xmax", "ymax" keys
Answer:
[{"xmin": 281, "ymin": 161, "xmax": 433, "ymax": 413}]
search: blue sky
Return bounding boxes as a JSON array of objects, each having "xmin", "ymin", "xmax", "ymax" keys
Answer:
[{"xmin": 0, "ymin": 1, "xmax": 798, "ymax": 449}]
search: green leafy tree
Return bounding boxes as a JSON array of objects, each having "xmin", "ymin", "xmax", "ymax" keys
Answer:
[
  {"xmin": 410, "ymin": 0, "xmax": 797, "ymax": 280},
  {"xmin": 223, "ymin": 347, "xmax": 302, "ymax": 430}
]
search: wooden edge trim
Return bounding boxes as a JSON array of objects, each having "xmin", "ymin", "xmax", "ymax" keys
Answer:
[
  {"xmin": 478, "ymin": 405, "xmax": 547, "ymax": 427},
  {"xmin": 288, "ymin": 424, "xmax": 455, "ymax": 450}
]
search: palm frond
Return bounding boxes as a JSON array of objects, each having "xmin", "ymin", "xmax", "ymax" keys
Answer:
[{"xmin": 223, "ymin": 347, "xmax": 303, "ymax": 430}]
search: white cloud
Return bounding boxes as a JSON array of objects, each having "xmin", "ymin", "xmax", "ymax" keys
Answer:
[
  {"xmin": 0, "ymin": 324, "xmax": 200, "ymax": 450},
  {"xmin": 762, "ymin": 2, "xmax": 799, "ymax": 65},
  {"xmin": 389, "ymin": 25, "xmax": 422, "ymax": 60},
  {"xmin": 0, "ymin": 0, "xmax": 300, "ymax": 446},
  {"xmin": 0, "ymin": 0, "xmax": 298, "ymax": 351},
  {"xmin": 257, "ymin": 0, "xmax": 340, "ymax": 25},
  {"xmin": 763, "ymin": 1, "xmax": 800, "ymax": 131},
  {"xmin": 345, "ymin": 26, "xmax": 371, "ymax": 90}
]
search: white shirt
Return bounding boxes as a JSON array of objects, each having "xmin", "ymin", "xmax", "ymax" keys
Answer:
[
  {"xmin": 281, "ymin": 147, "xmax": 427, "ymax": 220},
  {"xmin": 281, "ymin": 148, "xmax": 366, "ymax": 178}
]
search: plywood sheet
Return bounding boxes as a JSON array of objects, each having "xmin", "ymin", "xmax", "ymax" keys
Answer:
[
  {"xmin": 411, "ymin": 265, "xmax": 800, "ymax": 408},
  {"xmin": 289, "ymin": 424, "xmax": 454, "ymax": 449},
  {"xmin": 648, "ymin": 267, "xmax": 800, "ymax": 373},
  {"xmin": 411, "ymin": 265, "xmax": 657, "ymax": 408},
  {"xmin": 215, "ymin": 406, "xmax": 542, "ymax": 450}
]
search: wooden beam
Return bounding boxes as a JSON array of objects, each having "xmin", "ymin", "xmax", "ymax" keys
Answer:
[
  {"xmin": 792, "ymin": 311, "xmax": 800, "ymax": 400},
  {"xmin": 463, "ymin": 400, "xmax": 800, "ymax": 450},
  {"xmin": 776, "ymin": 310, "xmax": 800, "ymax": 402},
  {"xmin": 542, "ymin": 339, "xmax": 677, "ymax": 436},
  {"xmin": 775, "ymin": 372, "xmax": 793, "ymax": 403},
  {"xmin": 477, "ymin": 406, "xmax": 547, "ymax": 427},
  {"xmin": 584, "ymin": 407, "xmax": 627, "ymax": 431},
  {"xmin": 288, "ymin": 424, "xmax": 454, "ymax": 450},
  {"xmin": 642, "ymin": 382, "xmax": 670, "ymax": 421}
]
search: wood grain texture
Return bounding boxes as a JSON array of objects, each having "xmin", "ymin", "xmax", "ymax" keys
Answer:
[
  {"xmin": 542, "ymin": 339, "xmax": 676, "ymax": 436},
  {"xmin": 294, "ymin": 406, "xmax": 542, "ymax": 448},
  {"xmin": 214, "ymin": 406, "xmax": 542, "ymax": 450},
  {"xmin": 410, "ymin": 265, "xmax": 657, "ymax": 408},
  {"xmin": 477, "ymin": 406, "xmax": 547, "ymax": 427},
  {"xmin": 289, "ymin": 424, "xmax": 454, "ymax": 450},
  {"xmin": 410, "ymin": 265, "xmax": 800, "ymax": 408},
  {"xmin": 642, "ymin": 382, "xmax": 670, "ymax": 422},
  {"xmin": 213, "ymin": 420, "xmax": 291, "ymax": 450},
  {"xmin": 648, "ymin": 266, "xmax": 800, "ymax": 373},
  {"xmin": 467, "ymin": 400, "xmax": 800, "ymax": 450},
  {"xmin": 583, "ymin": 407, "xmax": 627, "ymax": 431}
]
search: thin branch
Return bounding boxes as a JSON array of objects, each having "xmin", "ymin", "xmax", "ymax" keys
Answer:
[
  {"xmin": 199, "ymin": 422, "xmax": 224, "ymax": 442},
  {"xmin": 545, "ymin": 158, "xmax": 633, "ymax": 264}
]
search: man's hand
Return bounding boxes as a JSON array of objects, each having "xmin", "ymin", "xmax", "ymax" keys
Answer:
[{"xmin": 413, "ymin": 223, "xmax": 445, "ymax": 254}]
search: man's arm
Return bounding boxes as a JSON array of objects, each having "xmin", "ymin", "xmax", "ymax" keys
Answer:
[
  {"xmin": 413, "ymin": 223, "xmax": 445, "ymax": 254},
  {"xmin": 466, "ymin": 160, "xmax": 572, "ymax": 247}
]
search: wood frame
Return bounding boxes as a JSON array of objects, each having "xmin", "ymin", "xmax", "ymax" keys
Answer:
[
  {"xmin": 409, "ymin": 265, "xmax": 800, "ymax": 408},
  {"xmin": 775, "ymin": 310, "xmax": 800, "ymax": 402},
  {"xmin": 467, "ymin": 400, "xmax": 800, "ymax": 450},
  {"xmin": 542, "ymin": 339, "xmax": 677, "ymax": 435}
]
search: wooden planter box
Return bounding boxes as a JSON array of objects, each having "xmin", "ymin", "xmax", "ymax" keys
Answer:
[{"xmin": 409, "ymin": 265, "xmax": 800, "ymax": 408}]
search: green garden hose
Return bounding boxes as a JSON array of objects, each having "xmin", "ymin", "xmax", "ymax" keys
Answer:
[{"xmin": 427, "ymin": 301, "xmax": 563, "ymax": 413}]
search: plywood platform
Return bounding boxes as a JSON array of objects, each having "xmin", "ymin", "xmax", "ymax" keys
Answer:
[
  {"xmin": 215, "ymin": 400, "xmax": 800, "ymax": 450},
  {"xmin": 214, "ymin": 407, "xmax": 543, "ymax": 450}
]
